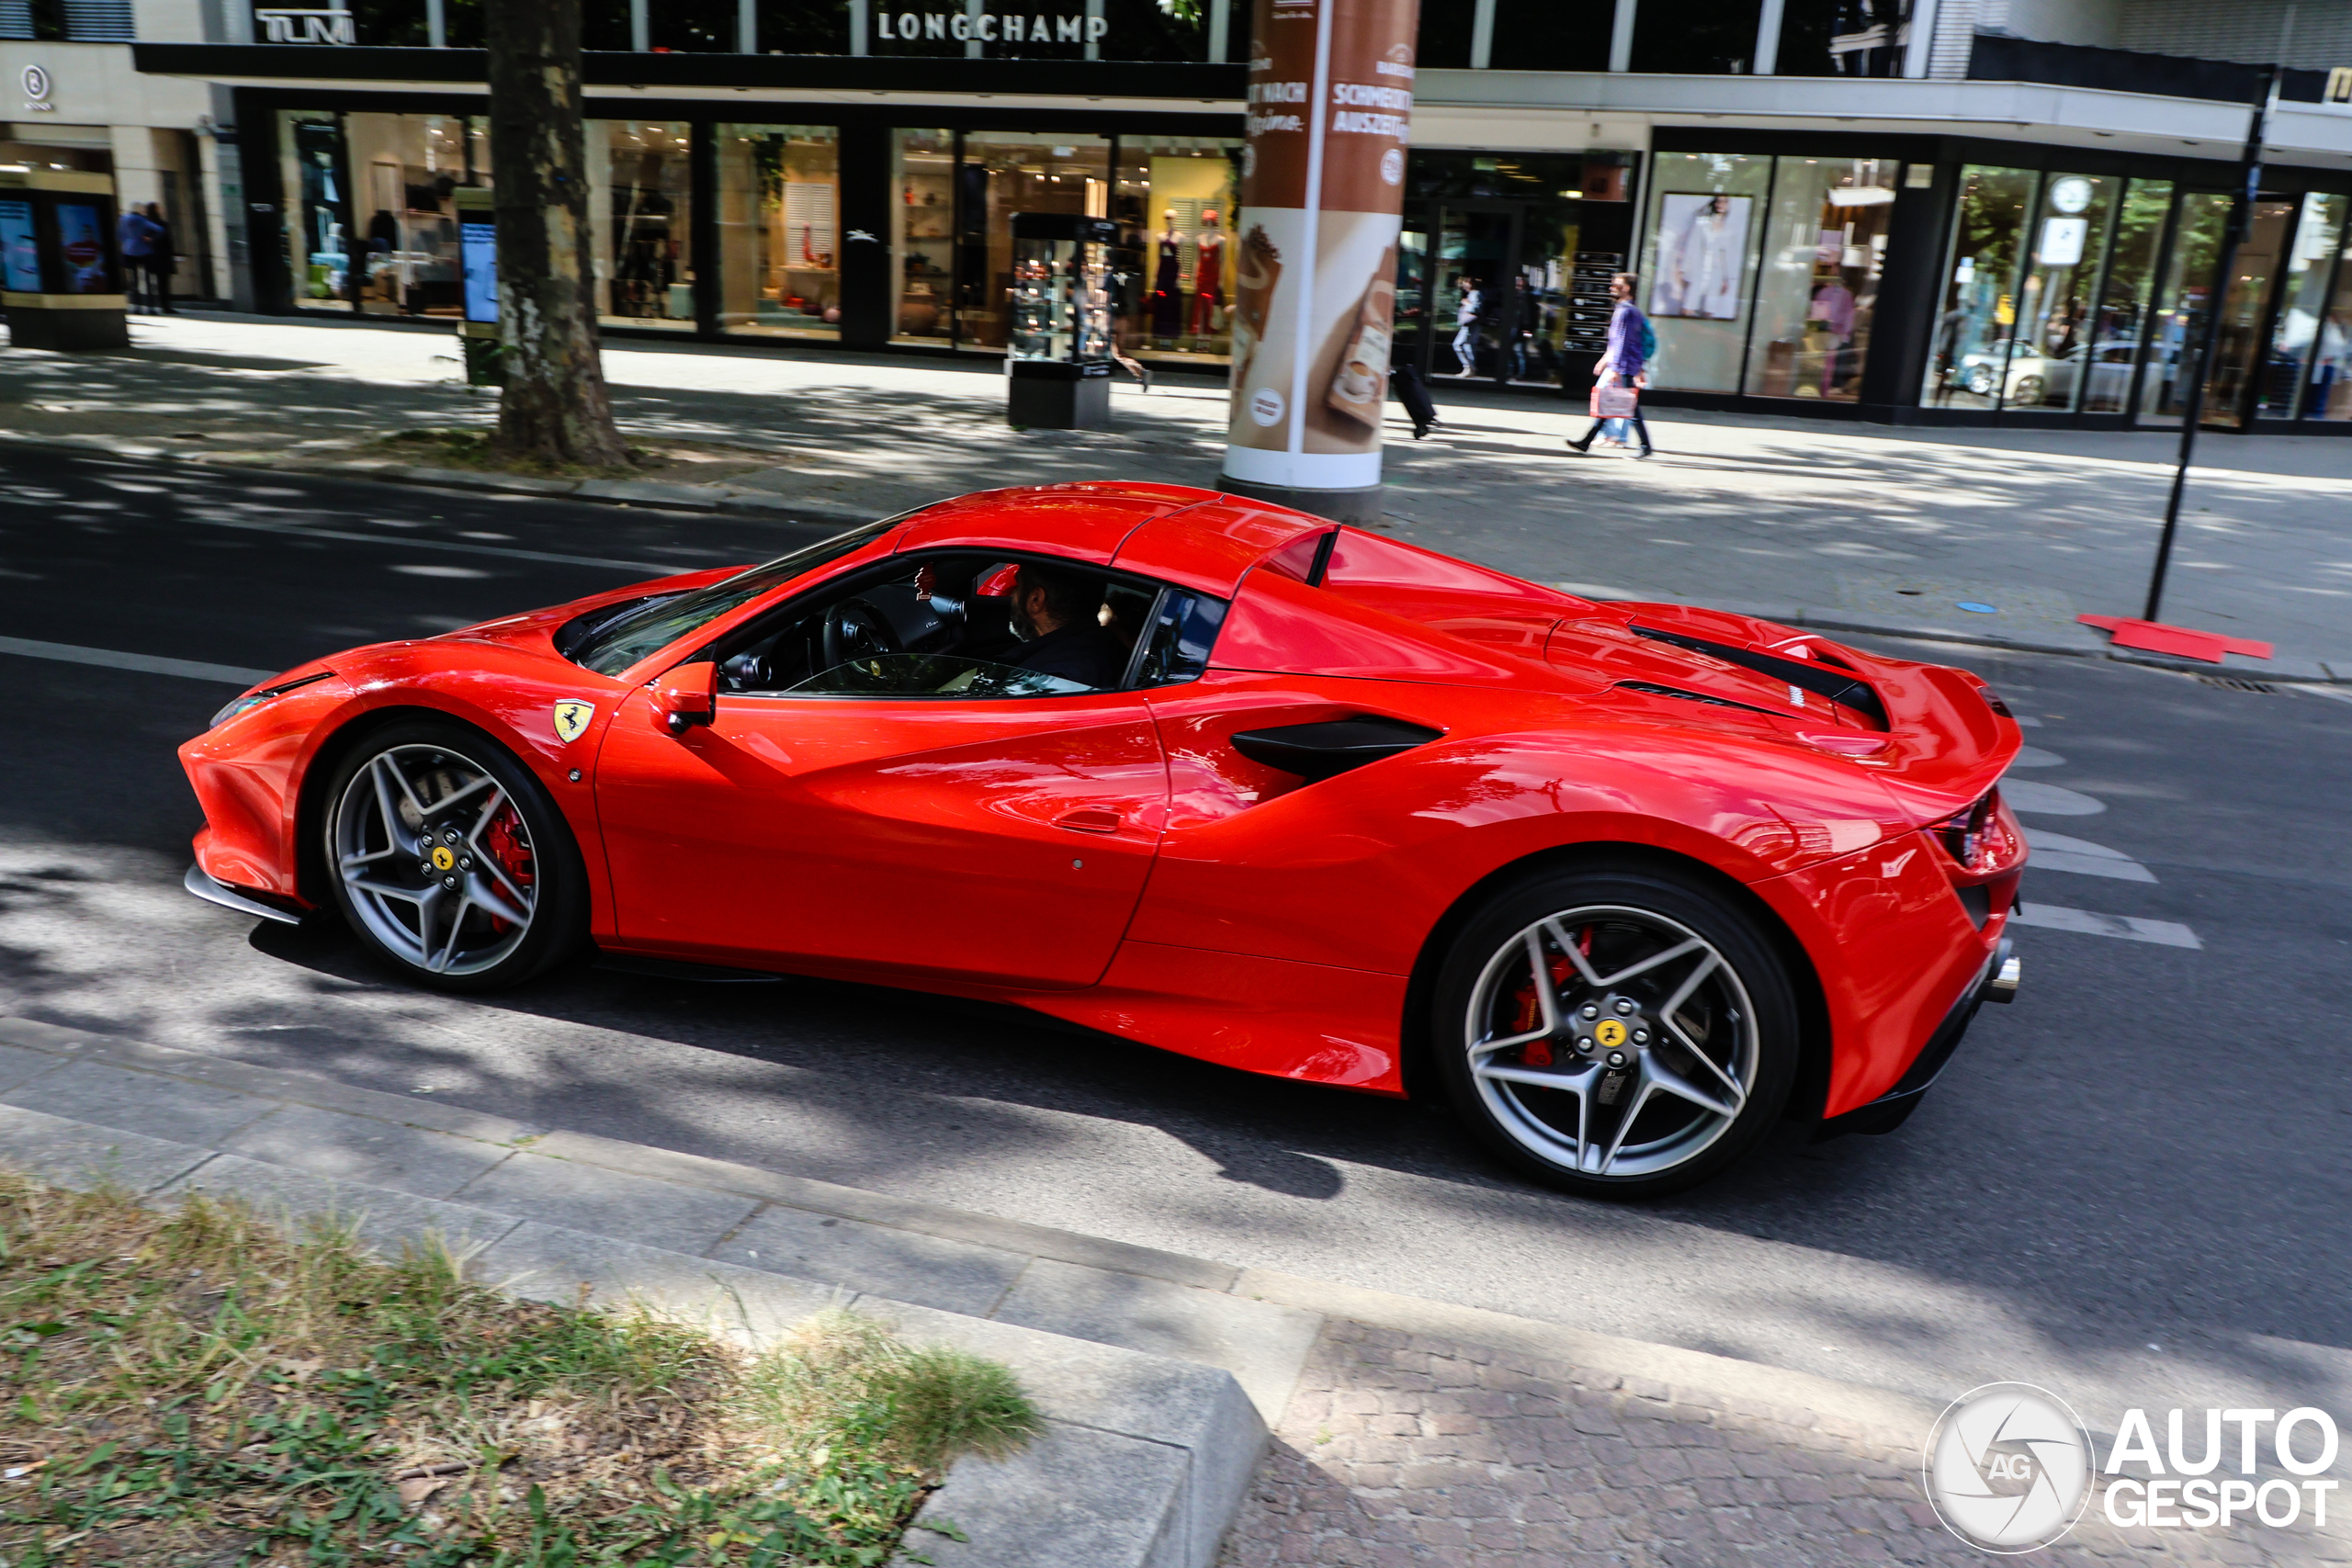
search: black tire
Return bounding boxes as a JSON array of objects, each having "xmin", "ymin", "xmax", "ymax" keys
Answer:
[
  {"xmin": 1431, "ymin": 863, "xmax": 1799, "ymax": 1199},
  {"xmin": 320, "ymin": 718, "xmax": 587, "ymax": 993}
]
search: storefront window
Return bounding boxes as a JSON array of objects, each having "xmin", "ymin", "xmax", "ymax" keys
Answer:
[
  {"xmin": 281, "ymin": 110, "xmax": 352, "ymax": 311},
  {"xmin": 1743, "ymin": 157, "xmax": 1895, "ymax": 402},
  {"xmin": 2305, "ymin": 223, "xmax": 2352, "ymax": 421},
  {"xmin": 2257, "ymin": 194, "xmax": 2345, "ymax": 421},
  {"xmin": 956, "ymin": 133, "xmax": 1109, "ymax": 351},
  {"xmin": 2082, "ymin": 178, "xmax": 2168, "ymax": 415},
  {"xmin": 1633, "ymin": 0, "xmax": 1762, "ymax": 73},
  {"xmin": 892, "ymin": 130, "xmax": 955, "ymax": 344},
  {"xmin": 1774, "ymin": 0, "xmax": 1909, "ymax": 76},
  {"xmin": 2203, "ymin": 199, "xmax": 2296, "ymax": 428},
  {"xmin": 341, "ymin": 114, "xmax": 487, "ymax": 319},
  {"xmin": 1921, "ymin": 165, "xmax": 2035, "ymax": 410},
  {"xmin": 2004, "ymin": 174, "xmax": 2118, "ymax": 414},
  {"xmin": 1119, "ymin": 138, "xmax": 1241, "ymax": 365},
  {"xmin": 1639, "ymin": 152, "xmax": 1771, "ymax": 393},
  {"xmin": 592, "ymin": 121, "xmax": 695, "ymax": 331},
  {"xmin": 2138, "ymin": 191, "xmax": 2230, "ymax": 425},
  {"xmin": 718, "ymin": 125, "xmax": 840, "ymax": 340}
]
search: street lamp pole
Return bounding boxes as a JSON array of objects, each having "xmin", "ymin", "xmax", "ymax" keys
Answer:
[{"xmin": 2143, "ymin": 63, "xmax": 2277, "ymax": 625}]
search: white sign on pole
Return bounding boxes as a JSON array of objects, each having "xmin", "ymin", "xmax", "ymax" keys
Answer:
[{"xmin": 2038, "ymin": 216, "xmax": 2087, "ymax": 267}]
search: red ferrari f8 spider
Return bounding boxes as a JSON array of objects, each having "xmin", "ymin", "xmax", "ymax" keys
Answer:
[{"xmin": 182, "ymin": 483, "xmax": 2027, "ymax": 1196}]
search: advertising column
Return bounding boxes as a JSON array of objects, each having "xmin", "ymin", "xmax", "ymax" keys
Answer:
[{"xmin": 1220, "ymin": 0, "xmax": 1419, "ymax": 523}]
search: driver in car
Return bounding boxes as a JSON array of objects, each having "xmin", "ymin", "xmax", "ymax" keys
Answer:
[{"xmin": 915, "ymin": 561, "xmax": 1127, "ymax": 689}]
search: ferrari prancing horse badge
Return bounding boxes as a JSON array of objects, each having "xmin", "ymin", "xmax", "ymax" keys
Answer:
[{"xmin": 552, "ymin": 701, "xmax": 595, "ymax": 743}]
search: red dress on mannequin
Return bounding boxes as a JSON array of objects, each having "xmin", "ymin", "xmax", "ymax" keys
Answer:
[{"xmin": 1188, "ymin": 232, "xmax": 1224, "ymax": 335}]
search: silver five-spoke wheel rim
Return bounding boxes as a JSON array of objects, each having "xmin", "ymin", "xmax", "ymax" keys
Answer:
[
  {"xmin": 1465, "ymin": 905, "xmax": 1758, "ymax": 1179},
  {"xmin": 331, "ymin": 744, "xmax": 537, "ymax": 977}
]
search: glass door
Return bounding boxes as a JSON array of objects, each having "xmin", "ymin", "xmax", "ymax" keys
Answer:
[
  {"xmin": 1431, "ymin": 204, "xmax": 1520, "ymax": 380},
  {"xmin": 2137, "ymin": 190, "xmax": 2231, "ymax": 426},
  {"xmin": 955, "ymin": 132, "xmax": 1110, "ymax": 352},
  {"xmin": 2257, "ymin": 193, "xmax": 2348, "ymax": 421},
  {"xmin": 1393, "ymin": 217, "xmax": 1430, "ymax": 381},
  {"xmin": 2201, "ymin": 198, "xmax": 2296, "ymax": 428}
]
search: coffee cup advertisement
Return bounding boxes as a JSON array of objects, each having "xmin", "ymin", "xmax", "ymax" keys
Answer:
[{"xmin": 1221, "ymin": 0, "xmax": 1419, "ymax": 498}]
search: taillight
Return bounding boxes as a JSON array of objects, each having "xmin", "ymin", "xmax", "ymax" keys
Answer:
[
  {"xmin": 1980, "ymin": 687, "xmax": 2014, "ymax": 717},
  {"xmin": 1934, "ymin": 792, "xmax": 1996, "ymax": 867}
]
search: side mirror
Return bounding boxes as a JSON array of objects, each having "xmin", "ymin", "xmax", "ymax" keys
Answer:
[{"xmin": 651, "ymin": 661, "xmax": 717, "ymax": 735}]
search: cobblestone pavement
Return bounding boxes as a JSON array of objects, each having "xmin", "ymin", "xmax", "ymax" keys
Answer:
[{"xmin": 1218, "ymin": 1320, "xmax": 2352, "ymax": 1567}]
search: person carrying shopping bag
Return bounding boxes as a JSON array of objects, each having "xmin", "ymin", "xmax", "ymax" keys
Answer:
[{"xmin": 1567, "ymin": 272, "xmax": 1654, "ymax": 459}]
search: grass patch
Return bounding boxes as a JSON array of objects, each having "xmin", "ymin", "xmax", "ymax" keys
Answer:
[
  {"xmin": 368, "ymin": 428, "xmax": 783, "ymax": 485},
  {"xmin": 0, "ymin": 1172, "xmax": 1038, "ymax": 1566}
]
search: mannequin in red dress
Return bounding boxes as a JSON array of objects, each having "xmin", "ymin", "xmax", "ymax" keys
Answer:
[{"xmin": 1188, "ymin": 209, "xmax": 1225, "ymax": 340}]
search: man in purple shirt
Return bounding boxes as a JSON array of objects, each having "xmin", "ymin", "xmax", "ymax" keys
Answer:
[{"xmin": 1567, "ymin": 273, "xmax": 1653, "ymax": 459}]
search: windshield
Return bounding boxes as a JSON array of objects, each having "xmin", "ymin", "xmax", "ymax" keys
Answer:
[{"xmin": 569, "ymin": 513, "xmax": 913, "ymax": 676}]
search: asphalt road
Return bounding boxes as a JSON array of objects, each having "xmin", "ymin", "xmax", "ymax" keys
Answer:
[{"xmin": 4, "ymin": 446, "xmax": 2346, "ymax": 1429}]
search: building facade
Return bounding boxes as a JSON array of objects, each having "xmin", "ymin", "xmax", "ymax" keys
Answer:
[{"xmin": 66, "ymin": 0, "xmax": 2352, "ymax": 429}]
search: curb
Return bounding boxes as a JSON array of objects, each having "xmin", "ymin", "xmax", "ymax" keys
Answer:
[{"xmin": 0, "ymin": 1014, "xmax": 1965, "ymax": 1443}]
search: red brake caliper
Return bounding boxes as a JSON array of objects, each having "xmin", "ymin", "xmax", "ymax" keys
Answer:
[
  {"xmin": 1508, "ymin": 927, "xmax": 1592, "ymax": 1068},
  {"xmin": 481, "ymin": 805, "xmax": 536, "ymax": 932}
]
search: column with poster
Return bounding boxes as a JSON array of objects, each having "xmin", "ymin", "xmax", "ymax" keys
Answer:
[
  {"xmin": 1219, "ymin": 0, "xmax": 1419, "ymax": 524},
  {"xmin": 455, "ymin": 186, "xmax": 501, "ymax": 386}
]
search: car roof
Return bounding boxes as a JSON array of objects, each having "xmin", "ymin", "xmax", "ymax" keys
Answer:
[{"xmin": 889, "ymin": 483, "xmax": 1332, "ymax": 597}]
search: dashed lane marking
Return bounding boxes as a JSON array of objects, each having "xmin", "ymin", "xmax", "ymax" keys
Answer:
[
  {"xmin": 2000, "ymin": 778, "xmax": 2107, "ymax": 816},
  {"xmin": 0, "ymin": 636, "xmax": 275, "ymax": 686},
  {"xmin": 2019, "ymin": 828, "xmax": 2156, "ymax": 884},
  {"xmin": 2012, "ymin": 903, "xmax": 2200, "ymax": 949}
]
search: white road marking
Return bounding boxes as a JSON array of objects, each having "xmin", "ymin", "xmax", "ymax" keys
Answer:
[
  {"xmin": 2012, "ymin": 903, "xmax": 2200, "ymax": 949},
  {"xmin": 2015, "ymin": 715, "xmax": 2043, "ymax": 727},
  {"xmin": 2000, "ymin": 778, "xmax": 2107, "ymax": 816},
  {"xmin": 178, "ymin": 514, "xmax": 686, "ymax": 573},
  {"xmin": 2295, "ymin": 684, "xmax": 2352, "ymax": 705},
  {"xmin": 0, "ymin": 636, "xmax": 275, "ymax": 686},
  {"xmin": 2021, "ymin": 828, "xmax": 2156, "ymax": 884},
  {"xmin": 2008, "ymin": 745, "xmax": 2066, "ymax": 768}
]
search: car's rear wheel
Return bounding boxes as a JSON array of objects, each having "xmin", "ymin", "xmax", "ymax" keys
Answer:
[
  {"xmin": 322, "ymin": 720, "xmax": 585, "ymax": 991},
  {"xmin": 1432, "ymin": 865, "xmax": 1798, "ymax": 1198}
]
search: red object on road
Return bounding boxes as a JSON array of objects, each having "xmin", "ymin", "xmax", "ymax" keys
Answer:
[
  {"xmin": 2075, "ymin": 614, "xmax": 2273, "ymax": 663},
  {"xmin": 179, "ymin": 483, "xmax": 2029, "ymax": 1196}
]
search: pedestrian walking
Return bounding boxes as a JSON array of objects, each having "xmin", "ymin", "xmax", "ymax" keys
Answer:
[
  {"xmin": 1450, "ymin": 275, "xmax": 1482, "ymax": 378},
  {"xmin": 141, "ymin": 203, "xmax": 177, "ymax": 315},
  {"xmin": 1567, "ymin": 272, "xmax": 1654, "ymax": 459},
  {"xmin": 117, "ymin": 205, "xmax": 159, "ymax": 312}
]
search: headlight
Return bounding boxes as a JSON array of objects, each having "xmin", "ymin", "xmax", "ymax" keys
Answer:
[{"xmin": 209, "ymin": 671, "xmax": 333, "ymax": 730}]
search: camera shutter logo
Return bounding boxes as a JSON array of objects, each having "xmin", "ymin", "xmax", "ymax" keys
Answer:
[
  {"xmin": 1923, "ymin": 1382, "xmax": 2093, "ymax": 1552},
  {"xmin": 22, "ymin": 65, "xmax": 53, "ymax": 110}
]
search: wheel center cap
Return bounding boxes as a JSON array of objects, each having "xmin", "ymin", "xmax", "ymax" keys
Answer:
[
  {"xmin": 430, "ymin": 846, "xmax": 456, "ymax": 873},
  {"xmin": 1594, "ymin": 1018, "xmax": 1629, "ymax": 1050}
]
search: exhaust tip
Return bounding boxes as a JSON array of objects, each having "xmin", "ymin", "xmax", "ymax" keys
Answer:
[{"xmin": 1984, "ymin": 953, "xmax": 2022, "ymax": 1004}]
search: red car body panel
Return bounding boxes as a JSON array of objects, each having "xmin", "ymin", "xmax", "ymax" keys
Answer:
[{"xmin": 180, "ymin": 482, "xmax": 2025, "ymax": 1123}]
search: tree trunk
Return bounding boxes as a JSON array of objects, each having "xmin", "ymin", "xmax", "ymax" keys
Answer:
[{"xmin": 485, "ymin": 0, "xmax": 633, "ymax": 468}]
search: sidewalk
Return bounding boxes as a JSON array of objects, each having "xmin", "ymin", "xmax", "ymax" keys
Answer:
[
  {"xmin": 0, "ymin": 1012, "xmax": 2341, "ymax": 1568},
  {"xmin": 4, "ymin": 310, "xmax": 2349, "ymax": 677}
]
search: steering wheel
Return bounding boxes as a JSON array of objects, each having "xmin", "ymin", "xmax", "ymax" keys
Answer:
[{"xmin": 822, "ymin": 600, "xmax": 903, "ymax": 669}]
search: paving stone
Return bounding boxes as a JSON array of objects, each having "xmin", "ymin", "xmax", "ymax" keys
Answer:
[
  {"xmin": 0, "ymin": 1043, "xmax": 61, "ymax": 1094},
  {"xmin": 160, "ymin": 1152, "xmax": 523, "ymax": 1259},
  {"xmin": 219, "ymin": 1102, "xmax": 514, "ymax": 1200},
  {"xmin": 3, "ymin": 1057, "xmax": 273, "ymax": 1145},
  {"xmin": 0, "ymin": 1102, "xmax": 215, "ymax": 1192}
]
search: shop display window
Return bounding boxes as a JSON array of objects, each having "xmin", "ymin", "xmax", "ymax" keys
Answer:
[
  {"xmin": 1638, "ymin": 152, "xmax": 1772, "ymax": 393},
  {"xmin": 1119, "ymin": 138, "xmax": 1240, "ymax": 367},
  {"xmin": 2303, "ymin": 220, "xmax": 2352, "ymax": 421},
  {"xmin": 2199, "ymin": 199, "xmax": 2296, "ymax": 428},
  {"xmin": 281, "ymin": 110, "xmax": 353, "ymax": 311},
  {"xmin": 718, "ymin": 125, "xmax": 841, "ymax": 340},
  {"xmin": 1743, "ymin": 157, "xmax": 1894, "ymax": 403},
  {"xmin": 2081, "ymin": 179, "xmax": 2168, "ymax": 415},
  {"xmin": 342, "ymin": 114, "xmax": 489, "ymax": 319},
  {"xmin": 593, "ymin": 121, "xmax": 695, "ymax": 332},
  {"xmin": 956, "ymin": 133, "xmax": 1109, "ymax": 351},
  {"xmin": 2136, "ymin": 192, "xmax": 2231, "ymax": 425},
  {"xmin": 2257, "ymin": 194, "xmax": 2346, "ymax": 421},
  {"xmin": 1920, "ymin": 166, "xmax": 2035, "ymax": 410},
  {"xmin": 891, "ymin": 130, "xmax": 956, "ymax": 344},
  {"xmin": 2002, "ymin": 174, "xmax": 2120, "ymax": 415}
]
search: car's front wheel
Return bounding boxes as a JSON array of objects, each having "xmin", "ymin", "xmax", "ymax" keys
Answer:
[
  {"xmin": 1433, "ymin": 864, "xmax": 1798, "ymax": 1198},
  {"xmin": 322, "ymin": 720, "xmax": 585, "ymax": 991}
]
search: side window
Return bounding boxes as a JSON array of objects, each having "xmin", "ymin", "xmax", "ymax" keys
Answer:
[
  {"xmin": 1133, "ymin": 589, "xmax": 1227, "ymax": 687},
  {"xmin": 708, "ymin": 549, "xmax": 1222, "ymax": 698}
]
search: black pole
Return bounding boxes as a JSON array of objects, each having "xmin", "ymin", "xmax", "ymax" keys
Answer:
[{"xmin": 2144, "ymin": 64, "xmax": 2276, "ymax": 624}]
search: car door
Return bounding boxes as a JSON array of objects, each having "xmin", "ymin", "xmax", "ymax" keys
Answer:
[{"xmin": 594, "ymin": 679, "xmax": 1170, "ymax": 990}]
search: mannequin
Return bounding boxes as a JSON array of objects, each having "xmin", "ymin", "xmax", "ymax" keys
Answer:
[
  {"xmin": 1151, "ymin": 209, "xmax": 1184, "ymax": 342},
  {"xmin": 1187, "ymin": 209, "xmax": 1225, "ymax": 340}
]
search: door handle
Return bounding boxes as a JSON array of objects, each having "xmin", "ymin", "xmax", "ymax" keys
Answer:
[{"xmin": 1053, "ymin": 807, "xmax": 1123, "ymax": 834}]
